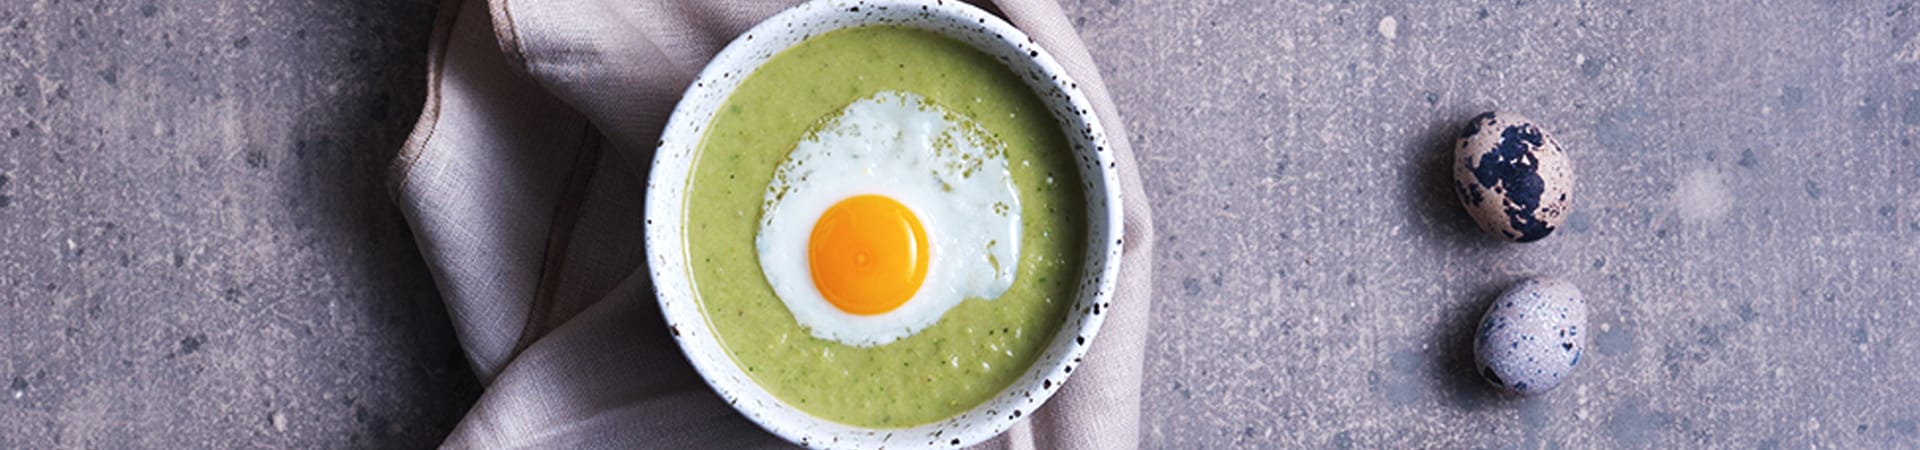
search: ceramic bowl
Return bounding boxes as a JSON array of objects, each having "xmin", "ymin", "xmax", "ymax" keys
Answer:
[{"xmin": 644, "ymin": 0, "xmax": 1123, "ymax": 447}]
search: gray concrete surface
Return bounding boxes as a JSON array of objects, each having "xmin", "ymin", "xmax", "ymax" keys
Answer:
[
  {"xmin": 1079, "ymin": 0, "xmax": 1920, "ymax": 448},
  {"xmin": 0, "ymin": 1, "xmax": 474, "ymax": 448},
  {"xmin": 3, "ymin": 0, "xmax": 1918, "ymax": 448}
]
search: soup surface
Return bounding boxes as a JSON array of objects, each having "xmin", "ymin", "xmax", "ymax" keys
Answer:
[{"xmin": 684, "ymin": 26, "xmax": 1087, "ymax": 427}]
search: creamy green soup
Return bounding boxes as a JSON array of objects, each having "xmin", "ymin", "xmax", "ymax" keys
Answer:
[{"xmin": 683, "ymin": 26, "xmax": 1086, "ymax": 428}]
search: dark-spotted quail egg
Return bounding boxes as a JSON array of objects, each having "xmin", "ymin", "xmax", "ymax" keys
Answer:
[
  {"xmin": 1474, "ymin": 277, "xmax": 1587, "ymax": 396},
  {"xmin": 1453, "ymin": 112, "xmax": 1575, "ymax": 242}
]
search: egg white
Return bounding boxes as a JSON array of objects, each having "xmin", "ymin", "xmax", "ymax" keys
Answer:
[{"xmin": 755, "ymin": 91, "xmax": 1021, "ymax": 347}]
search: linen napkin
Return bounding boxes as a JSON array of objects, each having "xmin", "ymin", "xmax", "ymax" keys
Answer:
[{"xmin": 387, "ymin": 0, "xmax": 1154, "ymax": 447}]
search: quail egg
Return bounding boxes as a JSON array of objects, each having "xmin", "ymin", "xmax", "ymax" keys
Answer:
[
  {"xmin": 1453, "ymin": 112, "xmax": 1574, "ymax": 242},
  {"xmin": 1474, "ymin": 277, "xmax": 1587, "ymax": 396}
]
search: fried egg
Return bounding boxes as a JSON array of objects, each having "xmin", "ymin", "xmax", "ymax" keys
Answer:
[{"xmin": 756, "ymin": 91, "xmax": 1021, "ymax": 347}]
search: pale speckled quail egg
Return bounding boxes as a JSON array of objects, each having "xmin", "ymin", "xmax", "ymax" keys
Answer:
[
  {"xmin": 1453, "ymin": 112, "xmax": 1575, "ymax": 242},
  {"xmin": 756, "ymin": 91, "xmax": 1021, "ymax": 348},
  {"xmin": 1475, "ymin": 277, "xmax": 1587, "ymax": 396}
]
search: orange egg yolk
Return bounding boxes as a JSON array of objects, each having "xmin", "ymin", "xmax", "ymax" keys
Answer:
[{"xmin": 808, "ymin": 195, "xmax": 930, "ymax": 315}]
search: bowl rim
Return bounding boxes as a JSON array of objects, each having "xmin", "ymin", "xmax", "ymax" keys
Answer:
[{"xmin": 643, "ymin": 0, "xmax": 1125, "ymax": 448}]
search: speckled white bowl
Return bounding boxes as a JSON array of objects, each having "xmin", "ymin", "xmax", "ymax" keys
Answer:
[{"xmin": 643, "ymin": 0, "xmax": 1122, "ymax": 448}]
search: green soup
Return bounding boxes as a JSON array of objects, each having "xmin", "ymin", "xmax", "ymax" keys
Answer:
[{"xmin": 683, "ymin": 26, "xmax": 1087, "ymax": 428}]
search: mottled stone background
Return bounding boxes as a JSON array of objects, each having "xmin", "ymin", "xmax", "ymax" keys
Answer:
[
  {"xmin": 3, "ymin": 0, "xmax": 1917, "ymax": 448},
  {"xmin": 1, "ymin": 1, "xmax": 470, "ymax": 448}
]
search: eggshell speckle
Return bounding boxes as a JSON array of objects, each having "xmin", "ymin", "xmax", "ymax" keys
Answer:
[
  {"xmin": 1474, "ymin": 277, "xmax": 1587, "ymax": 396},
  {"xmin": 1453, "ymin": 112, "xmax": 1575, "ymax": 242}
]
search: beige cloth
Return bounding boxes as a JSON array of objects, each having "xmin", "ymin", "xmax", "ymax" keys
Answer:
[{"xmin": 389, "ymin": 0, "xmax": 1154, "ymax": 447}]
